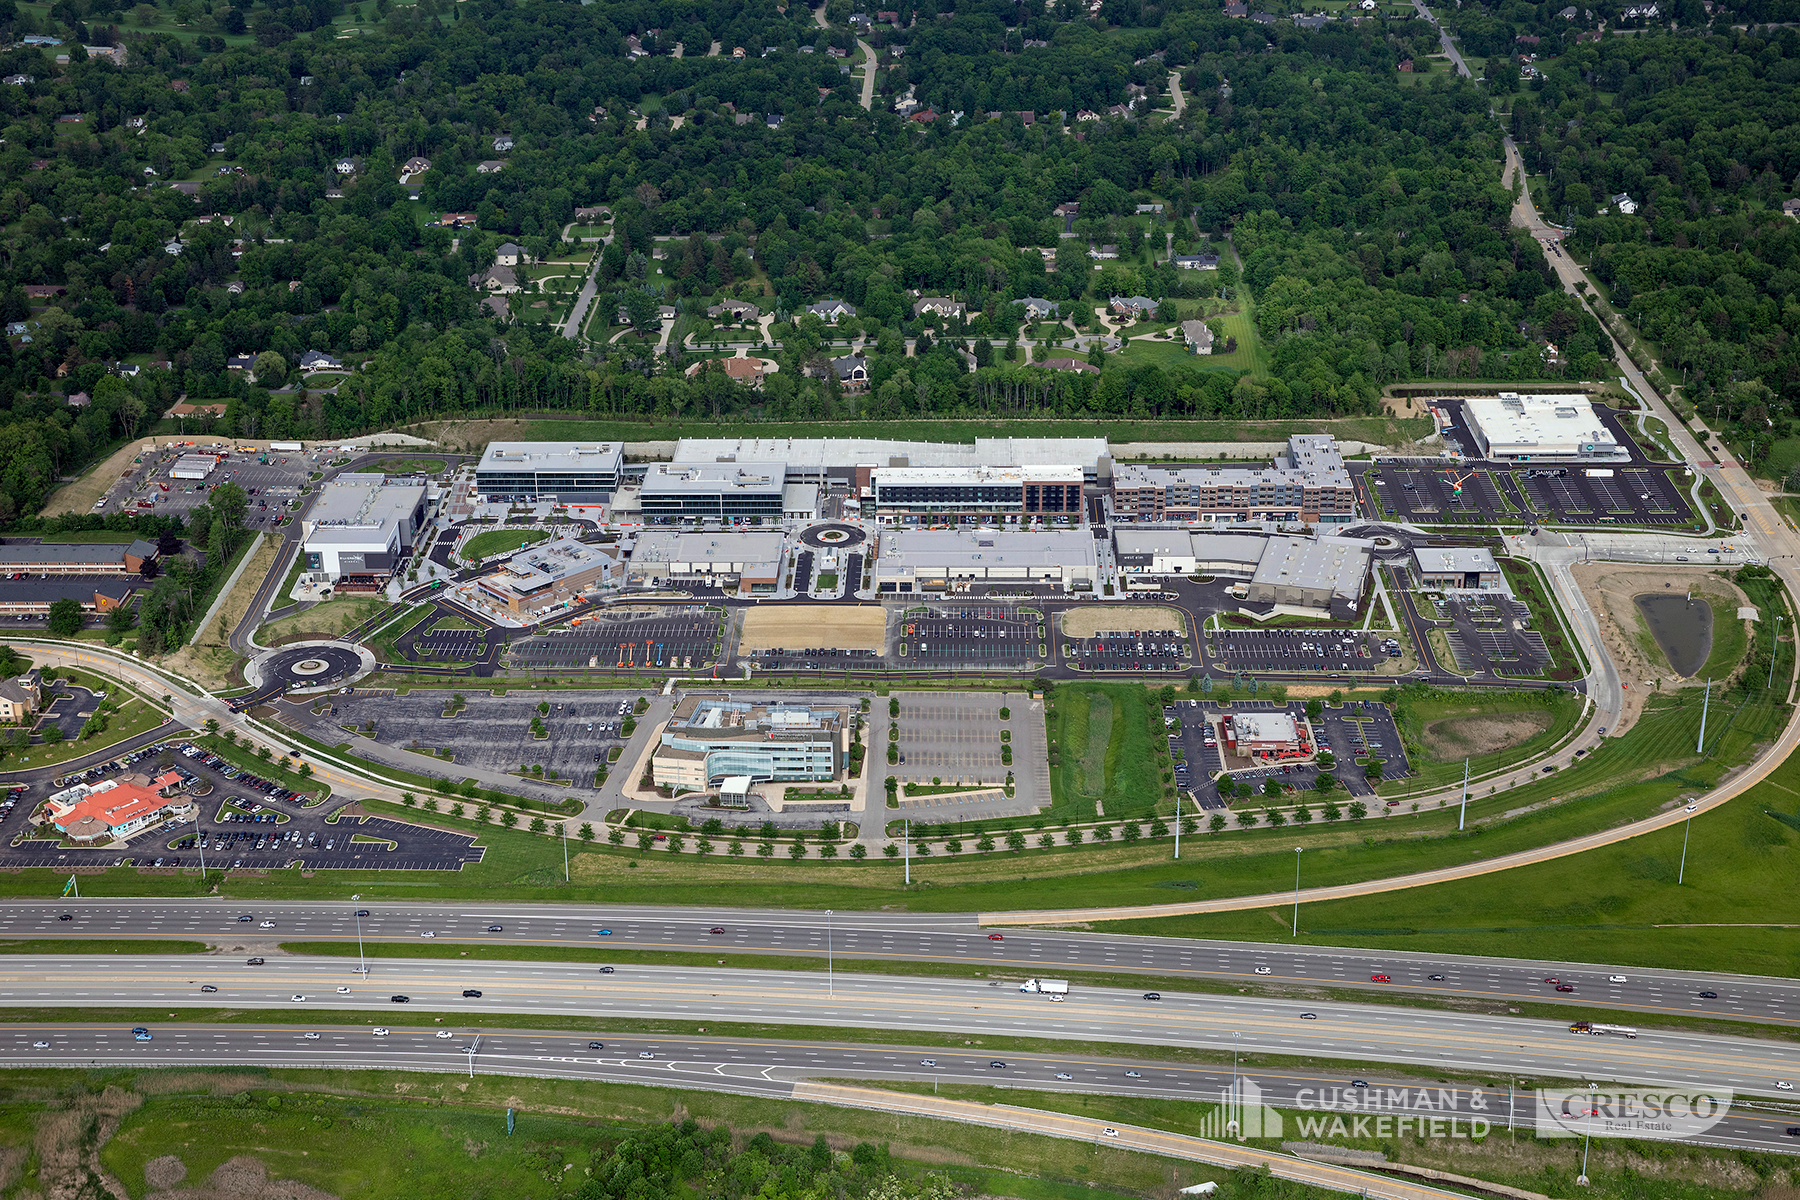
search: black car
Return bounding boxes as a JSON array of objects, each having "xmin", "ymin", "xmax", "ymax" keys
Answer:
[
  {"xmin": 989, "ymin": 1061, "xmax": 1007, "ymax": 1069},
  {"xmin": 461, "ymin": 989, "xmax": 482, "ymax": 998},
  {"xmin": 1787, "ymin": 1128, "xmax": 1800, "ymax": 1137},
  {"xmin": 1143, "ymin": 992, "xmax": 1162, "ymax": 1001},
  {"xmin": 57, "ymin": 914, "xmax": 71, "ymax": 921},
  {"xmin": 486, "ymin": 925, "xmax": 503, "ymax": 932},
  {"xmin": 245, "ymin": 957, "xmax": 265, "ymax": 965},
  {"xmin": 390, "ymin": 995, "xmax": 411, "ymax": 1003},
  {"xmin": 588, "ymin": 1041, "xmax": 605, "ymax": 1050},
  {"xmin": 201, "ymin": 985, "xmax": 218, "ymax": 993},
  {"xmin": 599, "ymin": 966, "xmax": 615, "ymax": 974},
  {"xmin": 1428, "ymin": 974, "xmax": 1447, "ymax": 981},
  {"xmin": 1699, "ymin": 990, "xmax": 1719, "ymax": 998},
  {"xmin": 354, "ymin": 909, "xmax": 370, "ymax": 917},
  {"xmin": 237, "ymin": 914, "xmax": 253, "ymax": 922}
]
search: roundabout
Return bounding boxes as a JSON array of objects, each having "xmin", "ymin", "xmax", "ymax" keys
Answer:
[
  {"xmin": 245, "ymin": 642, "xmax": 374, "ymax": 696},
  {"xmin": 798, "ymin": 522, "xmax": 868, "ymax": 549}
]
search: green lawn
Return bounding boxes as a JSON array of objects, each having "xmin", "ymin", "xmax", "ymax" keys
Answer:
[
  {"xmin": 259, "ymin": 595, "xmax": 391, "ymax": 645},
  {"xmin": 1047, "ymin": 682, "xmax": 1167, "ymax": 819},
  {"xmin": 424, "ymin": 613, "xmax": 480, "ymax": 633},
  {"xmin": 462, "ymin": 527, "xmax": 551, "ymax": 560},
  {"xmin": 1386, "ymin": 687, "xmax": 1584, "ymax": 795},
  {"xmin": 38, "ymin": 531, "xmax": 144, "ymax": 544},
  {"xmin": 350, "ymin": 457, "xmax": 446, "ymax": 475}
]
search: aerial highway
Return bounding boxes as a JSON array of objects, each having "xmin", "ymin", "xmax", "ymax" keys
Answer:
[
  {"xmin": 4, "ymin": 953, "xmax": 1799, "ymax": 1099},
  {"xmin": 4, "ymin": 1021, "xmax": 1795, "ymax": 1156},
  {"xmin": 15, "ymin": 900, "xmax": 1800, "ymax": 1028}
]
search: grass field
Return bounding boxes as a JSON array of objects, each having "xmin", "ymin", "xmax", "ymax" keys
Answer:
[
  {"xmin": 1389, "ymin": 688, "xmax": 1584, "ymax": 794},
  {"xmin": 258, "ymin": 595, "xmax": 390, "ymax": 645},
  {"xmin": 1047, "ymin": 682, "xmax": 1163, "ymax": 819},
  {"xmin": 462, "ymin": 527, "xmax": 550, "ymax": 560},
  {"xmin": 350, "ymin": 457, "xmax": 446, "ymax": 475}
]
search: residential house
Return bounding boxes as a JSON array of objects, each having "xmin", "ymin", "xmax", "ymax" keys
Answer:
[
  {"xmin": 477, "ymin": 159, "xmax": 507, "ymax": 173},
  {"xmin": 226, "ymin": 281, "xmax": 245, "ymax": 294},
  {"xmin": 1023, "ymin": 36, "xmax": 1049, "ymax": 46},
  {"xmin": 1225, "ymin": 2, "xmax": 1248, "ymax": 15},
  {"xmin": 167, "ymin": 401, "xmax": 230, "ymax": 419},
  {"xmin": 830, "ymin": 354, "xmax": 871, "ymax": 389},
  {"xmin": 3, "ymin": 74, "xmax": 33, "ymax": 86},
  {"xmin": 1135, "ymin": 203, "xmax": 1163, "ymax": 215},
  {"xmin": 913, "ymin": 297, "xmax": 965, "ymax": 321},
  {"xmin": 1397, "ymin": 58, "xmax": 1415, "ymax": 71},
  {"xmin": 22, "ymin": 285, "xmax": 67, "ymax": 299},
  {"xmin": 1783, "ymin": 199, "xmax": 1800, "ymax": 218},
  {"xmin": 766, "ymin": 113, "xmax": 784, "ymax": 128},
  {"xmin": 1054, "ymin": 202, "xmax": 1080, "ymax": 217},
  {"xmin": 65, "ymin": 391, "xmax": 89, "ymax": 407},
  {"xmin": 469, "ymin": 265, "xmax": 520, "ymax": 294},
  {"xmin": 1075, "ymin": 109, "xmax": 1101, "ymax": 121},
  {"xmin": 494, "ymin": 242, "xmax": 524, "ymax": 267},
  {"xmin": 1106, "ymin": 104, "xmax": 1132, "ymax": 118},
  {"xmin": 686, "ymin": 356, "xmax": 767, "ymax": 388},
  {"xmin": 493, "ymin": 133, "xmax": 514, "ymax": 151},
  {"xmin": 1018, "ymin": 297, "xmax": 1058, "ymax": 320},
  {"xmin": 1110, "ymin": 295, "xmax": 1159, "ymax": 319},
  {"xmin": 114, "ymin": 363, "xmax": 139, "ymax": 377},
  {"xmin": 707, "ymin": 299, "xmax": 762, "ymax": 323},
  {"xmin": 439, "ymin": 212, "xmax": 477, "ymax": 228},
  {"xmin": 1558, "ymin": 3, "xmax": 1578, "ymax": 14},
  {"xmin": 1089, "ymin": 243, "xmax": 1119, "ymax": 259},
  {"xmin": 324, "ymin": 188, "xmax": 345, "ymax": 200},
  {"xmin": 225, "ymin": 354, "xmax": 257, "ymax": 373},
  {"xmin": 400, "ymin": 155, "xmax": 430, "ymax": 178},
  {"xmin": 163, "ymin": 240, "xmax": 184, "ymax": 256},
  {"xmin": 1610, "ymin": 192, "xmax": 1638, "ymax": 215},
  {"xmin": 209, "ymin": 140, "xmax": 226, "ymax": 153},
  {"xmin": 806, "ymin": 299, "xmax": 856, "ymax": 323},
  {"xmin": 1295, "ymin": 12, "xmax": 1329, "ymax": 27},
  {"xmin": 625, "ymin": 34, "xmax": 647, "ymax": 58},
  {"xmin": 573, "ymin": 205, "xmax": 610, "ymax": 222},
  {"xmin": 0, "ymin": 669, "xmax": 40, "ymax": 723},
  {"xmin": 909, "ymin": 109, "xmax": 938, "ymax": 123},
  {"xmin": 1039, "ymin": 357, "xmax": 1100, "ymax": 374},
  {"xmin": 1180, "ymin": 320, "xmax": 1215, "ymax": 355},
  {"xmin": 1172, "ymin": 253, "xmax": 1220, "ymax": 270},
  {"xmin": 169, "ymin": 79, "xmax": 190, "ymax": 93},
  {"xmin": 299, "ymin": 350, "xmax": 344, "ymax": 372},
  {"xmin": 334, "ymin": 156, "xmax": 357, "ymax": 174},
  {"xmin": 732, "ymin": 45, "xmax": 746, "ymax": 58},
  {"xmin": 1515, "ymin": 33, "xmax": 1541, "ymax": 44}
]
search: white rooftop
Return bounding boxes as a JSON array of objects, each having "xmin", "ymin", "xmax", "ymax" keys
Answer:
[
  {"xmin": 1464, "ymin": 394, "xmax": 1622, "ymax": 456},
  {"xmin": 873, "ymin": 464, "xmax": 1085, "ymax": 486},
  {"xmin": 673, "ymin": 436, "xmax": 1108, "ymax": 472},
  {"xmin": 641, "ymin": 462, "xmax": 787, "ymax": 495},
  {"xmin": 1413, "ymin": 547, "xmax": 1501, "ymax": 573},
  {"xmin": 476, "ymin": 442, "xmax": 625, "ymax": 472},
  {"xmin": 1249, "ymin": 534, "xmax": 1372, "ymax": 598},
  {"xmin": 1232, "ymin": 712, "xmax": 1299, "ymax": 743},
  {"xmin": 876, "ymin": 528, "xmax": 1098, "ymax": 570}
]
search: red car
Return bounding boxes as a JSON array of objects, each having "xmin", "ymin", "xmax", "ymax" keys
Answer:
[
  {"xmin": 987, "ymin": 934, "xmax": 1004, "ymax": 941},
  {"xmin": 1543, "ymin": 977, "xmax": 1560, "ymax": 984},
  {"xmin": 1556, "ymin": 984, "xmax": 1576, "ymax": 992},
  {"xmin": 708, "ymin": 927, "xmax": 726, "ymax": 934},
  {"xmin": 1370, "ymin": 974, "xmax": 1391, "ymax": 983}
]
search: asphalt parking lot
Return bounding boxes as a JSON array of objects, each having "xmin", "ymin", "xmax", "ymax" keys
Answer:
[
  {"xmin": 7, "ymin": 742, "xmax": 486, "ymax": 871},
  {"xmin": 1311, "ymin": 700, "xmax": 1411, "ymax": 795},
  {"xmin": 1068, "ymin": 628, "xmax": 1189, "ymax": 672},
  {"xmin": 35, "ymin": 685, "xmax": 100, "ymax": 741},
  {"xmin": 900, "ymin": 606, "xmax": 1042, "ymax": 668},
  {"xmin": 1426, "ymin": 591, "xmax": 1552, "ymax": 677},
  {"xmin": 1162, "ymin": 701, "xmax": 1225, "ymax": 808},
  {"xmin": 1205, "ymin": 628, "xmax": 1389, "ymax": 676},
  {"xmin": 106, "ymin": 444, "xmax": 317, "ymax": 528},
  {"xmin": 330, "ymin": 689, "xmax": 637, "ymax": 787},
  {"xmin": 1158, "ymin": 700, "xmax": 1410, "ymax": 804},
  {"xmin": 512, "ymin": 609, "xmax": 722, "ymax": 672},
  {"xmin": 792, "ymin": 550, "xmax": 814, "ymax": 593},
  {"xmin": 1364, "ymin": 461, "xmax": 1694, "ymax": 529},
  {"xmin": 884, "ymin": 691, "xmax": 1048, "ymax": 817}
]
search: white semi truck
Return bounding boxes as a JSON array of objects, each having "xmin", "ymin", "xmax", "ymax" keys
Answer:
[{"xmin": 1019, "ymin": 978, "xmax": 1070, "ymax": 995}]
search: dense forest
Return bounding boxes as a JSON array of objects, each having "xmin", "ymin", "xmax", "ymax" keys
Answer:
[{"xmin": 0, "ymin": 0, "xmax": 1789, "ymax": 518}]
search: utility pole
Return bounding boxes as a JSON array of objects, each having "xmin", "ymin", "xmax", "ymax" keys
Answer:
[
  {"xmin": 1291, "ymin": 847, "xmax": 1303, "ymax": 936},
  {"xmin": 1697, "ymin": 678, "xmax": 1711, "ymax": 753},
  {"xmin": 1174, "ymin": 791, "xmax": 1181, "ymax": 859},
  {"xmin": 561, "ymin": 823, "xmax": 569, "ymax": 883},
  {"xmin": 354, "ymin": 907, "xmax": 367, "ymax": 977},
  {"xmin": 1678, "ymin": 800, "xmax": 1697, "ymax": 884},
  {"xmin": 1770, "ymin": 616, "xmax": 1784, "ymax": 688},
  {"xmin": 903, "ymin": 818, "xmax": 910, "ymax": 885},
  {"xmin": 196, "ymin": 827, "xmax": 207, "ymax": 882},
  {"xmin": 827, "ymin": 909, "xmax": 834, "ymax": 998},
  {"xmin": 1457, "ymin": 757, "xmax": 1470, "ymax": 831}
]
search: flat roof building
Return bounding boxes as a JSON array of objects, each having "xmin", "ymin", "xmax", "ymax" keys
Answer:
[
  {"xmin": 0, "ymin": 539, "xmax": 154, "ymax": 576},
  {"xmin": 1244, "ymin": 534, "xmax": 1373, "ymax": 616},
  {"xmin": 170, "ymin": 454, "xmax": 220, "ymax": 480},
  {"xmin": 475, "ymin": 442, "xmax": 625, "ymax": 500},
  {"xmin": 1412, "ymin": 546, "xmax": 1504, "ymax": 590},
  {"xmin": 626, "ymin": 531, "xmax": 786, "ymax": 593},
  {"xmin": 1110, "ymin": 434, "xmax": 1356, "ymax": 526},
  {"xmin": 869, "ymin": 465, "xmax": 1085, "ymax": 524},
  {"xmin": 639, "ymin": 462, "xmax": 786, "ymax": 522},
  {"xmin": 301, "ymin": 476, "xmax": 427, "ymax": 586},
  {"xmin": 473, "ymin": 537, "xmax": 619, "ymax": 615},
  {"xmin": 1224, "ymin": 711, "xmax": 1308, "ymax": 759},
  {"xmin": 1462, "ymin": 394, "xmax": 1625, "ymax": 461},
  {"xmin": 651, "ymin": 693, "xmax": 852, "ymax": 794},
  {"xmin": 1112, "ymin": 530, "xmax": 1270, "ymax": 577},
  {"xmin": 671, "ymin": 436, "xmax": 1109, "ymax": 484},
  {"xmin": 873, "ymin": 528, "xmax": 1098, "ymax": 593}
]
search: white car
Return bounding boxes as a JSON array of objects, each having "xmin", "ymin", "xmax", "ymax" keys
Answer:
[
  {"xmin": 435, "ymin": 1030, "xmax": 454, "ymax": 1039},
  {"xmin": 336, "ymin": 986, "xmax": 351, "ymax": 994},
  {"xmin": 1101, "ymin": 1128, "xmax": 1119, "ymax": 1138},
  {"xmin": 1608, "ymin": 975, "xmax": 1627, "ymax": 983},
  {"xmin": 260, "ymin": 921, "xmax": 276, "ymax": 929},
  {"xmin": 372, "ymin": 1028, "xmax": 389, "ymax": 1036},
  {"xmin": 638, "ymin": 1051, "xmax": 655, "ymax": 1059},
  {"xmin": 31, "ymin": 1041, "xmax": 48, "ymax": 1049},
  {"xmin": 1779, "ymin": 1082, "xmax": 1795, "ymax": 1091},
  {"xmin": 420, "ymin": 931, "xmax": 436, "ymax": 938},
  {"xmin": 1253, "ymin": 966, "xmax": 1272, "ymax": 975},
  {"xmin": 1125, "ymin": 1070, "xmax": 1143, "ymax": 1079},
  {"xmin": 291, "ymin": 994, "xmax": 306, "ymax": 1002},
  {"xmin": 1055, "ymin": 1072, "xmax": 1073, "ymax": 1080},
  {"xmin": 303, "ymin": 1032, "xmax": 321, "ymax": 1040}
]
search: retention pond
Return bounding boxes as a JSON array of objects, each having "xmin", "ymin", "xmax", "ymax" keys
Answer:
[{"xmin": 1634, "ymin": 592, "xmax": 1713, "ymax": 677}]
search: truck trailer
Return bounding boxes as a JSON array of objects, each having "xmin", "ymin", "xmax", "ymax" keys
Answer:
[
  {"xmin": 1569, "ymin": 1020, "xmax": 1637, "ymax": 1038},
  {"xmin": 1019, "ymin": 978, "xmax": 1070, "ymax": 995}
]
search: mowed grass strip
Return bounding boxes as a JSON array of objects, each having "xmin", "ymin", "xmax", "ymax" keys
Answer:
[{"xmin": 462, "ymin": 527, "xmax": 551, "ymax": 560}]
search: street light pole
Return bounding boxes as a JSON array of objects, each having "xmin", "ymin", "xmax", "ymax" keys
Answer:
[
  {"xmin": 561, "ymin": 822, "xmax": 569, "ymax": 884},
  {"xmin": 1678, "ymin": 801, "xmax": 1697, "ymax": 884},
  {"xmin": 1457, "ymin": 757, "xmax": 1469, "ymax": 831},
  {"xmin": 354, "ymin": 907, "xmax": 367, "ymax": 977},
  {"xmin": 1174, "ymin": 791, "xmax": 1181, "ymax": 860},
  {"xmin": 1770, "ymin": 616, "xmax": 1784, "ymax": 688},
  {"xmin": 1291, "ymin": 847, "xmax": 1303, "ymax": 936},
  {"xmin": 826, "ymin": 909, "xmax": 834, "ymax": 997},
  {"xmin": 903, "ymin": 819, "xmax": 910, "ymax": 885},
  {"xmin": 1578, "ymin": 1083, "xmax": 1598, "ymax": 1186}
]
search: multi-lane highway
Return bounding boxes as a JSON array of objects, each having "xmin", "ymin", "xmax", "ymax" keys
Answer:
[
  {"xmin": 7, "ymin": 1021, "xmax": 1796, "ymax": 1154},
  {"xmin": 5, "ymin": 953, "xmax": 1800, "ymax": 1100},
  {"xmin": 16, "ymin": 901, "xmax": 1800, "ymax": 1029}
]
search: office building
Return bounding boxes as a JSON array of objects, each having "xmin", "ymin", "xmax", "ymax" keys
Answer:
[
  {"xmin": 651, "ymin": 694, "xmax": 852, "ymax": 793},
  {"xmin": 1413, "ymin": 546, "xmax": 1504, "ymax": 590},
  {"xmin": 1462, "ymin": 394, "xmax": 1625, "ymax": 461},
  {"xmin": 1112, "ymin": 530, "xmax": 1270, "ymax": 578},
  {"xmin": 626, "ymin": 531, "xmax": 786, "ymax": 593},
  {"xmin": 0, "ymin": 578, "xmax": 139, "ymax": 616},
  {"xmin": 301, "ymin": 476, "xmax": 427, "ymax": 586},
  {"xmin": 670, "ymin": 436, "xmax": 1108, "ymax": 485},
  {"xmin": 873, "ymin": 528, "xmax": 1098, "ymax": 593},
  {"xmin": 639, "ymin": 462, "xmax": 786, "ymax": 522},
  {"xmin": 1109, "ymin": 434, "xmax": 1356, "ymax": 525},
  {"xmin": 473, "ymin": 537, "xmax": 620, "ymax": 615},
  {"xmin": 869, "ymin": 465, "xmax": 1085, "ymax": 523},
  {"xmin": 474, "ymin": 442, "xmax": 625, "ymax": 500},
  {"xmin": 170, "ymin": 454, "xmax": 221, "ymax": 480}
]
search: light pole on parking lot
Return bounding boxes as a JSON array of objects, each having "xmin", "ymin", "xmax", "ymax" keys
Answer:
[
  {"xmin": 1291, "ymin": 847, "xmax": 1303, "ymax": 936},
  {"xmin": 353, "ymin": 907, "xmax": 367, "ymax": 977}
]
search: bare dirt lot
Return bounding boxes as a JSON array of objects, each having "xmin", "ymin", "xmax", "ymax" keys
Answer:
[
  {"xmin": 1422, "ymin": 710, "xmax": 1553, "ymax": 759},
  {"xmin": 40, "ymin": 436, "xmax": 161, "ymax": 517},
  {"xmin": 740, "ymin": 604, "xmax": 887, "ymax": 653},
  {"xmin": 1572, "ymin": 563, "xmax": 1748, "ymax": 732},
  {"xmin": 1061, "ymin": 606, "xmax": 1189, "ymax": 638}
]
